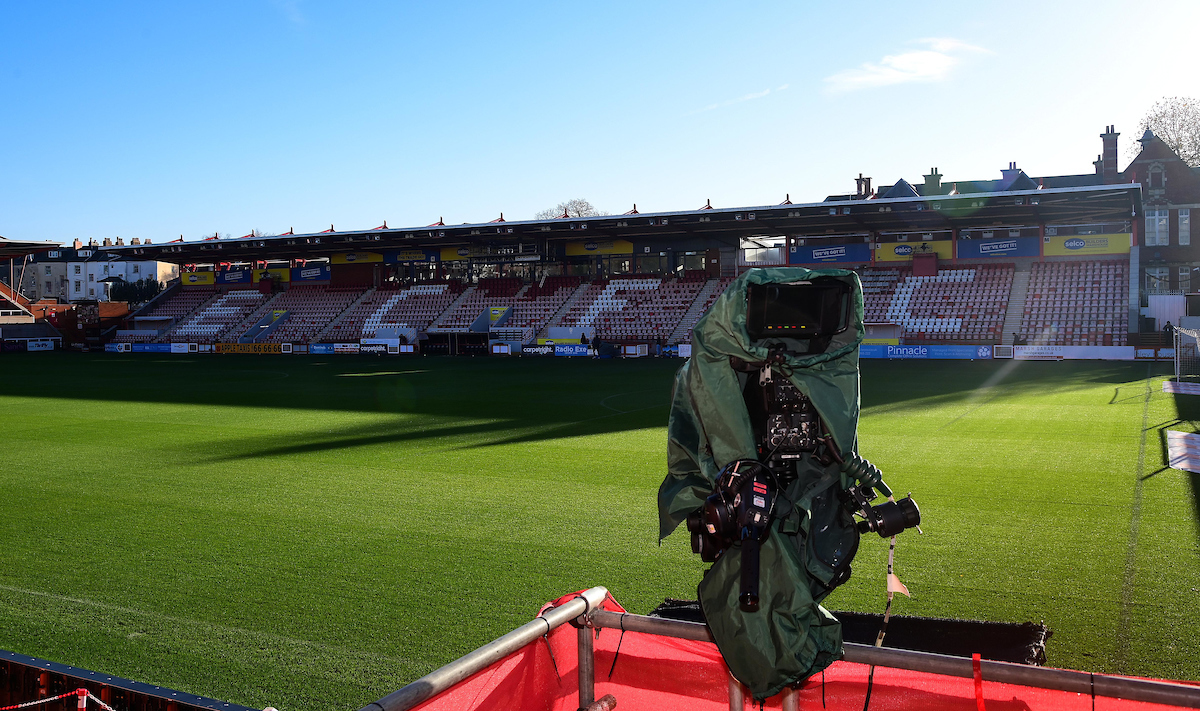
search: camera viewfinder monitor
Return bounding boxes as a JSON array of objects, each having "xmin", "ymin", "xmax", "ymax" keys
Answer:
[{"xmin": 746, "ymin": 280, "xmax": 851, "ymax": 342}]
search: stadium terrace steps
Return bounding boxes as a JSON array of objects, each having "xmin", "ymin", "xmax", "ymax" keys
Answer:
[
  {"xmin": 256, "ymin": 285, "xmax": 366, "ymax": 344},
  {"xmin": 225, "ymin": 291, "xmax": 285, "ymax": 343},
  {"xmin": 430, "ymin": 277, "xmax": 530, "ymax": 333},
  {"xmin": 309, "ymin": 287, "xmax": 377, "ymax": 343},
  {"xmin": 114, "ymin": 286, "xmax": 219, "ymax": 343},
  {"xmin": 670, "ymin": 277, "xmax": 733, "ymax": 343},
  {"xmin": 148, "ymin": 288, "xmax": 228, "ymax": 343},
  {"xmin": 537, "ymin": 281, "xmax": 593, "ymax": 340},
  {"xmin": 1000, "ymin": 268, "xmax": 1032, "ymax": 345},
  {"xmin": 158, "ymin": 289, "xmax": 273, "ymax": 344}
]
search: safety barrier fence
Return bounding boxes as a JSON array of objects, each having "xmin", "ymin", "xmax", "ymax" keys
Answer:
[
  {"xmin": 0, "ymin": 650, "xmax": 255, "ymax": 711},
  {"xmin": 360, "ymin": 586, "xmax": 1200, "ymax": 711}
]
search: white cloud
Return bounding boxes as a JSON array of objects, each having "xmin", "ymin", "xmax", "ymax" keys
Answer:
[
  {"xmin": 690, "ymin": 88, "xmax": 773, "ymax": 115},
  {"xmin": 824, "ymin": 38, "xmax": 988, "ymax": 93}
]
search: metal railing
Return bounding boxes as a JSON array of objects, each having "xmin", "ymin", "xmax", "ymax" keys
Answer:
[{"xmin": 360, "ymin": 585, "xmax": 1200, "ymax": 711}]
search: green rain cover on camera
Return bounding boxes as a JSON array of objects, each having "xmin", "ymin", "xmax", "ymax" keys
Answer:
[{"xmin": 658, "ymin": 267, "xmax": 865, "ymax": 700}]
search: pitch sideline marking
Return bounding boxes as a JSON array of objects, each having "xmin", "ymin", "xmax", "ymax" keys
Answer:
[
  {"xmin": 0, "ymin": 583, "xmax": 420, "ymax": 669},
  {"xmin": 1115, "ymin": 366, "xmax": 1152, "ymax": 672}
]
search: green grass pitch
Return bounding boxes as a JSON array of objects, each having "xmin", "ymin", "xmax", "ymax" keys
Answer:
[{"xmin": 0, "ymin": 353, "xmax": 1196, "ymax": 710}]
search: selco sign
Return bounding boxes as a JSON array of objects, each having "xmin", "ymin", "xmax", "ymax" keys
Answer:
[
  {"xmin": 182, "ymin": 272, "xmax": 216, "ymax": 286},
  {"xmin": 874, "ymin": 240, "xmax": 953, "ymax": 262},
  {"xmin": 1043, "ymin": 233, "xmax": 1130, "ymax": 256},
  {"xmin": 565, "ymin": 240, "xmax": 633, "ymax": 256}
]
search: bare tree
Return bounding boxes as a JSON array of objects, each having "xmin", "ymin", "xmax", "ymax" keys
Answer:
[
  {"xmin": 1133, "ymin": 96, "xmax": 1200, "ymax": 166},
  {"xmin": 535, "ymin": 198, "xmax": 608, "ymax": 220}
]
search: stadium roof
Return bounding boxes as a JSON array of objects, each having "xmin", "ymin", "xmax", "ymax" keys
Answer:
[
  {"xmin": 0, "ymin": 236, "xmax": 61, "ymax": 261},
  {"xmin": 106, "ymin": 183, "xmax": 1142, "ymax": 265}
]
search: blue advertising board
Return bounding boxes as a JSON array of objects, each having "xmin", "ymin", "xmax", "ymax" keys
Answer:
[
  {"xmin": 554, "ymin": 344, "xmax": 589, "ymax": 356},
  {"xmin": 860, "ymin": 344, "xmax": 992, "ymax": 360},
  {"xmin": 309, "ymin": 344, "xmax": 335, "ymax": 354},
  {"xmin": 789, "ymin": 242, "xmax": 872, "ymax": 265},
  {"xmin": 131, "ymin": 343, "xmax": 171, "ymax": 353},
  {"xmin": 955, "ymin": 237, "xmax": 1040, "ymax": 259},
  {"xmin": 216, "ymin": 269, "xmax": 253, "ymax": 285},
  {"xmin": 105, "ymin": 343, "xmax": 121, "ymax": 352},
  {"xmin": 291, "ymin": 265, "xmax": 331, "ymax": 282}
]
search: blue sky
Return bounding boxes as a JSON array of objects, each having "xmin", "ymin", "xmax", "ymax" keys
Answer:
[{"xmin": 2, "ymin": 0, "xmax": 1198, "ymax": 243}]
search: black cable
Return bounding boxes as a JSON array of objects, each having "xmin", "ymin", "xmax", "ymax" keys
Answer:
[
  {"xmin": 861, "ymin": 665, "xmax": 875, "ymax": 711},
  {"xmin": 607, "ymin": 614, "xmax": 627, "ymax": 679},
  {"xmin": 822, "ymin": 669, "xmax": 826, "ymax": 708}
]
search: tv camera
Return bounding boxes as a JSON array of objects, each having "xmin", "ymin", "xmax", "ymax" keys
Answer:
[{"xmin": 685, "ymin": 278, "xmax": 920, "ymax": 611}]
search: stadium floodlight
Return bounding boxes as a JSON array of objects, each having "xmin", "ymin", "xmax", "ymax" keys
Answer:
[{"xmin": 659, "ymin": 267, "xmax": 919, "ymax": 701}]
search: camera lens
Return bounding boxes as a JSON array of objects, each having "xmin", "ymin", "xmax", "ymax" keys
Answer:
[{"xmin": 867, "ymin": 497, "xmax": 921, "ymax": 538}]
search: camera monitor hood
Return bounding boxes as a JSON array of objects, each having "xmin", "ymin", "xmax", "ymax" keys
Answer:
[{"xmin": 745, "ymin": 278, "xmax": 851, "ymax": 342}]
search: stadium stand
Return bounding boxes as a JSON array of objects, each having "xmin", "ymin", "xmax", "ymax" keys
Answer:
[
  {"xmin": 507, "ymin": 275, "xmax": 582, "ymax": 330},
  {"xmin": 112, "ymin": 286, "xmax": 218, "ymax": 342},
  {"xmin": 881, "ymin": 265, "xmax": 1014, "ymax": 343},
  {"xmin": 430, "ymin": 277, "xmax": 526, "ymax": 332},
  {"xmin": 158, "ymin": 289, "xmax": 272, "ymax": 344},
  {"xmin": 255, "ymin": 285, "xmax": 365, "ymax": 343},
  {"xmin": 113, "ymin": 257, "xmax": 1130, "ymax": 350},
  {"xmin": 671, "ymin": 276, "xmax": 736, "ymax": 343},
  {"xmin": 1018, "ymin": 260, "xmax": 1128, "ymax": 346},
  {"xmin": 322, "ymin": 281, "xmax": 464, "ymax": 343},
  {"xmin": 552, "ymin": 274, "xmax": 709, "ymax": 342}
]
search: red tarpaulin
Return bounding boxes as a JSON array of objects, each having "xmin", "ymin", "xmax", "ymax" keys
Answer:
[{"xmin": 407, "ymin": 591, "xmax": 1194, "ymax": 711}]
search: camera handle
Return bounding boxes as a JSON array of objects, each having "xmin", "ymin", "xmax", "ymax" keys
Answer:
[{"xmin": 738, "ymin": 527, "xmax": 762, "ymax": 612}]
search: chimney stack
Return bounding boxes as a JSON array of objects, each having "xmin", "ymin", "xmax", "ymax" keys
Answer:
[
  {"xmin": 1094, "ymin": 155, "xmax": 1103, "ymax": 175},
  {"xmin": 131, "ymin": 238, "xmax": 141, "ymax": 245},
  {"xmin": 855, "ymin": 173, "xmax": 872, "ymax": 198},
  {"xmin": 1101, "ymin": 125, "xmax": 1120, "ymax": 184},
  {"xmin": 923, "ymin": 167, "xmax": 943, "ymax": 195},
  {"xmin": 116, "ymin": 237, "xmax": 124, "ymax": 246},
  {"xmin": 102, "ymin": 238, "xmax": 113, "ymax": 247},
  {"xmin": 73, "ymin": 239, "xmax": 82, "ymax": 250}
]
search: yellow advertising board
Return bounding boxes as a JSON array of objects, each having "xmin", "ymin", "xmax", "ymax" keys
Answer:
[
  {"xmin": 215, "ymin": 343, "xmax": 283, "ymax": 354},
  {"xmin": 874, "ymin": 241, "xmax": 953, "ymax": 262},
  {"xmin": 441, "ymin": 246, "xmax": 472, "ymax": 261},
  {"xmin": 181, "ymin": 272, "xmax": 215, "ymax": 286},
  {"xmin": 565, "ymin": 239, "xmax": 634, "ymax": 256},
  {"xmin": 1043, "ymin": 233, "xmax": 1131, "ymax": 257},
  {"xmin": 489, "ymin": 306, "xmax": 509, "ymax": 322},
  {"xmin": 253, "ymin": 268, "xmax": 290, "ymax": 283},
  {"xmin": 331, "ymin": 251, "xmax": 384, "ymax": 264}
]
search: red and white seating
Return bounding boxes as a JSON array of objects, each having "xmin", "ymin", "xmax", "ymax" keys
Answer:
[
  {"xmin": 258, "ymin": 286, "xmax": 365, "ymax": 343},
  {"xmin": 554, "ymin": 276, "xmax": 708, "ymax": 342},
  {"xmin": 1019, "ymin": 260, "xmax": 1128, "ymax": 346},
  {"xmin": 160, "ymin": 289, "xmax": 270, "ymax": 343},
  {"xmin": 323, "ymin": 281, "xmax": 463, "ymax": 342},
  {"xmin": 432, "ymin": 278, "xmax": 525, "ymax": 331},
  {"xmin": 882, "ymin": 265, "xmax": 1014, "ymax": 343}
]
